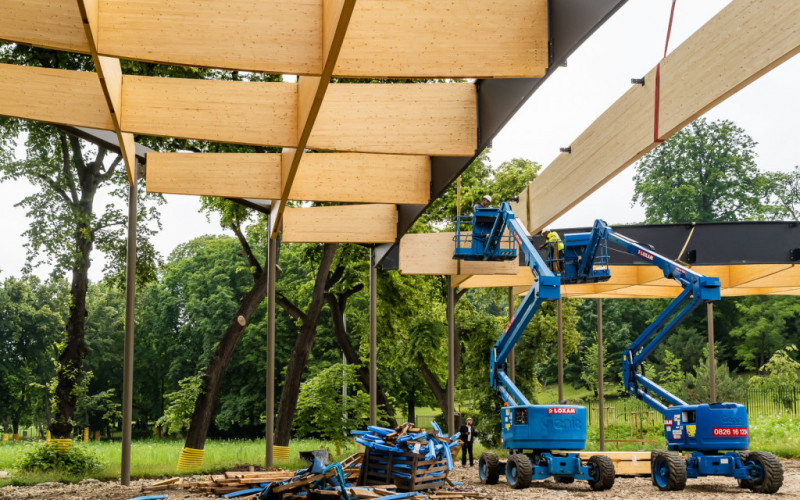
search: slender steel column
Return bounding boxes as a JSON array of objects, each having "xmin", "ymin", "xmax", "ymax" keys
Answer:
[
  {"xmin": 508, "ymin": 287, "xmax": 515, "ymax": 383},
  {"xmin": 557, "ymin": 299, "xmax": 564, "ymax": 404},
  {"xmin": 598, "ymin": 299, "xmax": 605, "ymax": 451},
  {"xmin": 708, "ymin": 302, "xmax": 716, "ymax": 404},
  {"xmin": 265, "ymin": 237, "xmax": 276, "ymax": 467},
  {"xmin": 446, "ymin": 276, "xmax": 455, "ymax": 434},
  {"xmin": 121, "ymin": 171, "xmax": 137, "ymax": 485},
  {"xmin": 369, "ymin": 248, "xmax": 377, "ymax": 426}
]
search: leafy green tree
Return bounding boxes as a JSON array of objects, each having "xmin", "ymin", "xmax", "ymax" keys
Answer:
[
  {"xmin": 682, "ymin": 348, "xmax": 746, "ymax": 404},
  {"xmin": 0, "ymin": 44, "xmax": 162, "ymax": 438},
  {"xmin": 749, "ymin": 345, "xmax": 800, "ymax": 410},
  {"xmin": 761, "ymin": 165, "xmax": 800, "ymax": 220},
  {"xmin": 157, "ymin": 375, "xmax": 205, "ymax": 437},
  {"xmin": 580, "ymin": 337, "xmax": 611, "ymax": 398},
  {"xmin": 654, "ymin": 350, "xmax": 683, "ymax": 396},
  {"xmin": 633, "ymin": 118, "xmax": 766, "ymax": 223},
  {"xmin": 730, "ymin": 296, "xmax": 800, "ymax": 370}
]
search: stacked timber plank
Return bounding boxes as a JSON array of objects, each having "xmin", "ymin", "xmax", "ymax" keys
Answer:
[
  {"xmin": 353, "ymin": 422, "xmax": 462, "ymax": 492},
  {"xmin": 577, "ymin": 451, "xmax": 651, "ymax": 476}
]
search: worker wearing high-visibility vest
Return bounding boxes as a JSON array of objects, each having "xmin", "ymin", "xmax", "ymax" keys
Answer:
[{"xmin": 539, "ymin": 229, "xmax": 564, "ymax": 272}]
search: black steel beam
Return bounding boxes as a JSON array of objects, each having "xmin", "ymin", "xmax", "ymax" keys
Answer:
[{"xmin": 377, "ymin": 0, "xmax": 629, "ymax": 268}]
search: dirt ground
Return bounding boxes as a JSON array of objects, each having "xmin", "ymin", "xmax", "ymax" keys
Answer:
[{"xmin": 0, "ymin": 460, "xmax": 798, "ymax": 499}]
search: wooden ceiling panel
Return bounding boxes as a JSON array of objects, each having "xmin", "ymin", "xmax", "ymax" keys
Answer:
[
  {"xmin": 308, "ymin": 83, "xmax": 477, "ymax": 156},
  {"xmin": 120, "ymin": 76, "xmax": 298, "ymax": 146},
  {"xmin": 0, "ymin": 63, "xmax": 113, "ymax": 131},
  {"xmin": 283, "ymin": 204, "xmax": 397, "ymax": 243},
  {"xmin": 146, "ymin": 153, "xmax": 282, "ymax": 199},
  {"xmin": 335, "ymin": 0, "xmax": 548, "ymax": 78},
  {"xmin": 96, "ymin": 0, "xmax": 322, "ymax": 75},
  {"xmin": 0, "ymin": 0, "xmax": 89, "ymax": 54}
]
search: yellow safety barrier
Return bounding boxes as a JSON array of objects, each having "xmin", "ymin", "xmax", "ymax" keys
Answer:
[
  {"xmin": 273, "ymin": 445, "xmax": 290, "ymax": 461},
  {"xmin": 12, "ymin": 434, "xmax": 19, "ymax": 442},
  {"xmin": 83, "ymin": 427, "xmax": 89, "ymax": 442},
  {"xmin": 177, "ymin": 447, "xmax": 205, "ymax": 472},
  {"xmin": 46, "ymin": 430, "xmax": 51, "ymax": 442},
  {"xmin": 2, "ymin": 433, "xmax": 8, "ymax": 442},
  {"xmin": 51, "ymin": 438, "xmax": 72, "ymax": 455}
]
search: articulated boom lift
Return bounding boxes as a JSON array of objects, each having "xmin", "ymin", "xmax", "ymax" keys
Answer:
[
  {"xmin": 564, "ymin": 219, "xmax": 783, "ymax": 493},
  {"xmin": 453, "ymin": 203, "xmax": 616, "ymax": 490}
]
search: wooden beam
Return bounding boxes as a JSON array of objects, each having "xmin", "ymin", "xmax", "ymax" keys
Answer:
[
  {"xmin": 120, "ymin": 76, "xmax": 298, "ymax": 147},
  {"xmin": 398, "ymin": 233, "xmax": 518, "ymax": 276},
  {"xmin": 308, "ymin": 83, "xmax": 477, "ymax": 156},
  {"xmin": 0, "ymin": 63, "xmax": 113, "ymax": 131},
  {"xmin": 524, "ymin": 0, "xmax": 800, "ymax": 234},
  {"xmin": 335, "ymin": 0, "xmax": 548, "ymax": 78},
  {"xmin": 96, "ymin": 0, "xmax": 322, "ymax": 75},
  {"xmin": 76, "ymin": 0, "xmax": 136, "ymax": 184},
  {"xmin": 739, "ymin": 265, "xmax": 799, "ymax": 288},
  {"xmin": 145, "ymin": 153, "xmax": 282, "ymax": 199},
  {"xmin": 282, "ymin": 204, "xmax": 397, "ymax": 244},
  {"xmin": 290, "ymin": 153, "xmax": 430, "ymax": 204},
  {"xmin": 729, "ymin": 264, "xmax": 794, "ymax": 288},
  {"xmin": 145, "ymin": 152, "xmax": 429, "ymax": 204},
  {"xmin": 270, "ymin": 0, "xmax": 357, "ymax": 239},
  {"xmin": 0, "ymin": 0, "xmax": 89, "ymax": 54}
]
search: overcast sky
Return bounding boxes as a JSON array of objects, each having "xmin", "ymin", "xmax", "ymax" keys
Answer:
[{"xmin": 1, "ymin": 0, "xmax": 798, "ymax": 282}]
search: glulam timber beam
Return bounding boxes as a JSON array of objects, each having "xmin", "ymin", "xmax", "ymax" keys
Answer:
[
  {"xmin": 145, "ymin": 152, "xmax": 430, "ymax": 204},
  {"xmin": 398, "ymin": 233, "xmax": 518, "ymax": 276},
  {"xmin": 282, "ymin": 204, "xmax": 397, "ymax": 244},
  {"xmin": 76, "ymin": 0, "xmax": 136, "ymax": 184},
  {"xmin": 521, "ymin": 0, "xmax": 800, "ymax": 235},
  {"xmin": 3, "ymin": 1, "xmax": 548, "ymax": 78}
]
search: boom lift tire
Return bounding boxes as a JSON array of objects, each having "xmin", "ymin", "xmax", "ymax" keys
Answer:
[
  {"xmin": 506, "ymin": 454, "xmax": 533, "ymax": 489},
  {"xmin": 746, "ymin": 451, "xmax": 784, "ymax": 494},
  {"xmin": 479, "ymin": 452, "xmax": 500, "ymax": 485},
  {"xmin": 587, "ymin": 455, "xmax": 616, "ymax": 491},
  {"xmin": 652, "ymin": 452, "xmax": 687, "ymax": 491},
  {"xmin": 650, "ymin": 450, "xmax": 665, "ymax": 486}
]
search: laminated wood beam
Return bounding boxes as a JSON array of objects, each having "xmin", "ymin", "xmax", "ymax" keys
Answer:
[
  {"xmin": 0, "ymin": 0, "xmax": 89, "ymax": 54},
  {"xmin": 145, "ymin": 152, "xmax": 429, "ymax": 204},
  {"xmin": 335, "ymin": 0, "xmax": 548, "ymax": 78},
  {"xmin": 270, "ymin": 0, "xmax": 357, "ymax": 239},
  {"xmin": 282, "ymin": 204, "xmax": 397, "ymax": 244},
  {"xmin": 145, "ymin": 153, "xmax": 282, "ymax": 199},
  {"xmin": 524, "ymin": 0, "xmax": 800, "ymax": 235},
  {"xmin": 0, "ymin": 63, "xmax": 113, "ymax": 131},
  {"xmin": 120, "ymin": 76, "xmax": 298, "ymax": 147},
  {"xmin": 96, "ymin": 0, "xmax": 322, "ymax": 75},
  {"xmin": 308, "ymin": 83, "xmax": 477, "ymax": 156},
  {"xmin": 398, "ymin": 233, "xmax": 518, "ymax": 276},
  {"xmin": 76, "ymin": 0, "xmax": 136, "ymax": 184}
]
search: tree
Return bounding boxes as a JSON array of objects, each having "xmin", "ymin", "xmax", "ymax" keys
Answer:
[
  {"xmin": 0, "ymin": 44, "xmax": 162, "ymax": 438},
  {"xmin": 633, "ymin": 118, "xmax": 765, "ymax": 223},
  {"xmin": 762, "ymin": 165, "xmax": 800, "ymax": 220},
  {"xmin": 682, "ymin": 348, "xmax": 746, "ymax": 404},
  {"xmin": 750, "ymin": 345, "xmax": 800, "ymax": 410},
  {"xmin": 729, "ymin": 296, "xmax": 800, "ymax": 370}
]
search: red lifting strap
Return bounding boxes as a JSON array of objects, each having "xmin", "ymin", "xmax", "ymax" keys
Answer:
[{"xmin": 654, "ymin": 0, "xmax": 678, "ymax": 143}]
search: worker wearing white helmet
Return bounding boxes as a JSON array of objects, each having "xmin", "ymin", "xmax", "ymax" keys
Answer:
[{"xmin": 478, "ymin": 195, "xmax": 492, "ymax": 209}]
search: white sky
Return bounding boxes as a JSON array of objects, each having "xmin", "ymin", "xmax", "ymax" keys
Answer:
[{"xmin": 1, "ymin": 0, "xmax": 798, "ymax": 281}]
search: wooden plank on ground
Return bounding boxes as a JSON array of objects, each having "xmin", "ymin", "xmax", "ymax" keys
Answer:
[
  {"xmin": 308, "ymin": 83, "xmax": 477, "ymax": 156},
  {"xmin": 399, "ymin": 233, "xmax": 518, "ymax": 276},
  {"xmin": 525, "ymin": 0, "xmax": 800, "ymax": 234},
  {"xmin": 283, "ymin": 204, "xmax": 397, "ymax": 244},
  {"xmin": 335, "ymin": 0, "xmax": 548, "ymax": 78},
  {"xmin": 146, "ymin": 153, "xmax": 282, "ymax": 199},
  {"xmin": 0, "ymin": 63, "xmax": 113, "ymax": 131},
  {"xmin": 0, "ymin": 0, "xmax": 89, "ymax": 54},
  {"xmin": 96, "ymin": 0, "xmax": 322, "ymax": 75},
  {"xmin": 120, "ymin": 76, "xmax": 297, "ymax": 147}
]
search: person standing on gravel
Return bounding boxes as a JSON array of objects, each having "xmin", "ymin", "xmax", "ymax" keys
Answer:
[{"xmin": 459, "ymin": 417, "xmax": 475, "ymax": 467}]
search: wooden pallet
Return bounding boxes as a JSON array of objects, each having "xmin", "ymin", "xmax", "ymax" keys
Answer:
[{"xmin": 358, "ymin": 447, "xmax": 451, "ymax": 492}]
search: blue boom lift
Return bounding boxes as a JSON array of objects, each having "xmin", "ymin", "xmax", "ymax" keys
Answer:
[
  {"xmin": 569, "ymin": 220, "xmax": 784, "ymax": 493},
  {"xmin": 453, "ymin": 203, "xmax": 616, "ymax": 490},
  {"xmin": 456, "ymin": 205, "xmax": 783, "ymax": 493}
]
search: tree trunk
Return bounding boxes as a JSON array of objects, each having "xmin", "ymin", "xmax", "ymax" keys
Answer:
[
  {"xmin": 417, "ymin": 355, "xmax": 448, "ymax": 418},
  {"xmin": 49, "ymin": 225, "xmax": 92, "ymax": 438},
  {"xmin": 183, "ymin": 268, "xmax": 271, "ymax": 450},
  {"xmin": 407, "ymin": 387, "xmax": 416, "ymax": 424},
  {"xmin": 327, "ymin": 293, "xmax": 397, "ymax": 427},
  {"xmin": 274, "ymin": 244, "xmax": 338, "ymax": 446}
]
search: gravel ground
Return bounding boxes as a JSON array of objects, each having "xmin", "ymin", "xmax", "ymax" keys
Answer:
[{"xmin": 0, "ymin": 460, "xmax": 798, "ymax": 499}]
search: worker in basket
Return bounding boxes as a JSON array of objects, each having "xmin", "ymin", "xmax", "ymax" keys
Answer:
[
  {"xmin": 539, "ymin": 229, "xmax": 564, "ymax": 273},
  {"xmin": 474, "ymin": 194, "xmax": 492, "ymax": 210}
]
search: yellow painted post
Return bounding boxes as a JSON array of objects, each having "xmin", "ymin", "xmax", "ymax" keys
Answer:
[{"xmin": 83, "ymin": 427, "xmax": 89, "ymax": 442}]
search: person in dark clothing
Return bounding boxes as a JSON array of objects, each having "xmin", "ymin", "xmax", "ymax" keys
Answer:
[{"xmin": 458, "ymin": 417, "xmax": 475, "ymax": 466}]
